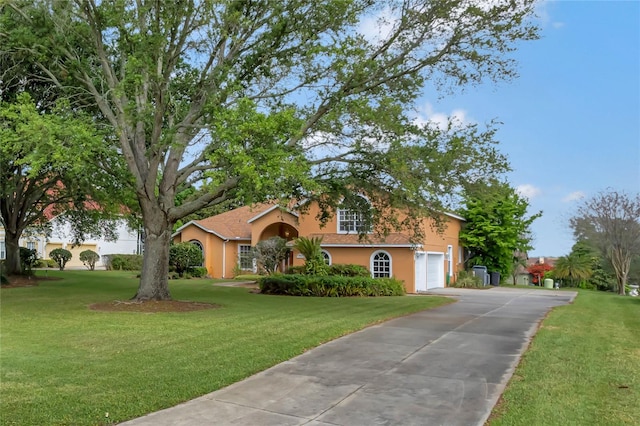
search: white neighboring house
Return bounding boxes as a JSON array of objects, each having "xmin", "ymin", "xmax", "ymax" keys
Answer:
[{"xmin": 0, "ymin": 216, "xmax": 141, "ymax": 269}]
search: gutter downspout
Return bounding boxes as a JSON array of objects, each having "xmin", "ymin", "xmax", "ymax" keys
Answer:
[{"xmin": 222, "ymin": 240, "xmax": 228, "ymax": 278}]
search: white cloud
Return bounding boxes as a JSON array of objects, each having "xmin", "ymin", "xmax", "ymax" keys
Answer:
[
  {"xmin": 516, "ymin": 184, "xmax": 542, "ymax": 200},
  {"xmin": 413, "ymin": 102, "xmax": 472, "ymax": 131},
  {"xmin": 562, "ymin": 191, "xmax": 585, "ymax": 203},
  {"xmin": 357, "ymin": 6, "xmax": 396, "ymax": 45},
  {"xmin": 535, "ymin": 0, "xmax": 565, "ymax": 29}
]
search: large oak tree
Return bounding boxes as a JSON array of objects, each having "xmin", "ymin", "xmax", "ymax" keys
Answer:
[{"xmin": 5, "ymin": 0, "xmax": 540, "ymax": 300}]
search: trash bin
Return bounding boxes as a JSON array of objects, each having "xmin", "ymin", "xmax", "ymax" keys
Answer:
[
  {"xmin": 544, "ymin": 278, "xmax": 553, "ymax": 289},
  {"xmin": 472, "ymin": 266, "xmax": 488, "ymax": 286},
  {"xmin": 490, "ymin": 271, "xmax": 500, "ymax": 286}
]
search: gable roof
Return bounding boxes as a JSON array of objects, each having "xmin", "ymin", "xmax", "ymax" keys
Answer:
[{"xmin": 173, "ymin": 203, "xmax": 296, "ymax": 240}]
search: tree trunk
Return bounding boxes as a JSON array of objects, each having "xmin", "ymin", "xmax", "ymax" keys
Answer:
[
  {"xmin": 4, "ymin": 232, "xmax": 22, "ymax": 276},
  {"xmin": 132, "ymin": 205, "xmax": 173, "ymax": 301}
]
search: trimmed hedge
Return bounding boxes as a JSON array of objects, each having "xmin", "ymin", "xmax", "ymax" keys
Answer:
[
  {"xmin": 286, "ymin": 263, "xmax": 371, "ymax": 277},
  {"xmin": 258, "ymin": 274, "xmax": 405, "ymax": 297},
  {"xmin": 328, "ymin": 263, "xmax": 370, "ymax": 277},
  {"xmin": 104, "ymin": 254, "xmax": 143, "ymax": 271}
]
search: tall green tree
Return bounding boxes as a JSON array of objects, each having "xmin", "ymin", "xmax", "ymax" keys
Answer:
[
  {"xmin": 570, "ymin": 190, "xmax": 640, "ymax": 295},
  {"xmin": 459, "ymin": 181, "xmax": 541, "ymax": 277},
  {"xmin": 0, "ymin": 93, "xmax": 129, "ymax": 275},
  {"xmin": 6, "ymin": 0, "xmax": 540, "ymax": 300}
]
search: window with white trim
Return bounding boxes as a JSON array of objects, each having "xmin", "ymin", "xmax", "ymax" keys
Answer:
[
  {"xmin": 371, "ymin": 251, "xmax": 391, "ymax": 278},
  {"xmin": 0, "ymin": 241, "xmax": 5, "ymax": 259},
  {"xmin": 338, "ymin": 195, "xmax": 371, "ymax": 233},
  {"xmin": 321, "ymin": 250, "xmax": 332, "ymax": 265},
  {"xmin": 27, "ymin": 241, "xmax": 36, "ymax": 251},
  {"xmin": 238, "ymin": 245, "xmax": 253, "ymax": 270}
]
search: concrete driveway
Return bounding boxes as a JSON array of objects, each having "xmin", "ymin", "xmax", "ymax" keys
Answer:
[{"xmin": 120, "ymin": 287, "xmax": 576, "ymax": 426}]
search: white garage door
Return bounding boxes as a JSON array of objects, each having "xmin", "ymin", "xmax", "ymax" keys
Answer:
[
  {"xmin": 426, "ymin": 253, "xmax": 445, "ymax": 289},
  {"xmin": 414, "ymin": 252, "xmax": 427, "ymax": 292}
]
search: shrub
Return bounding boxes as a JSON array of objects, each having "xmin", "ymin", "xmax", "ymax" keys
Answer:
[
  {"xmin": 328, "ymin": 263, "xmax": 370, "ymax": 277},
  {"xmin": 258, "ymin": 274, "xmax": 405, "ymax": 297},
  {"xmin": 254, "ymin": 237, "xmax": 289, "ymax": 274},
  {"xmin": 188, "ymin": 266, "xmax": 209, "ymax": 278},
  {"xmin": 452, "ymin": 270, "xmax": 483, "ymax": 288},
  {"xmin": 49, "ymin": 248, "xmax": 72, "ymax": 271},
  {"xmin": 79, "ymin": 250, "xmax": 100, "ymax": 271},
  {"xmin": 285, "ymin": 265, "xmax": 306, "ymax": 275},
  {"xmin": 293, "ymin": 236, "xmax": 330, "ymax": 276},
  {"xmin": 104, "ymin": 254, "xmax": 143, "ymax": 271},
  {"xmin": 38, "ymin": 259, "xmax": 58, "ymax": 268},
  {"xmin": 19, "ymin": 247, "xmax": 38, "ymax": 275},
  {"xmin": 169, "ymin": 243, "xmax": 203, "ymax": 276}
]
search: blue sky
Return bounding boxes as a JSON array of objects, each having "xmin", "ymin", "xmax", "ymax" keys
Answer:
[{"xmin": 414, "ymin": 0, "xmax": 640, "ymax": 257}]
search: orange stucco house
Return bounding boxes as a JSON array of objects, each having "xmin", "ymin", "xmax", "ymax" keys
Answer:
[{"xmin": 172, "ymin": 200, "xmax": 465, "ymax": 293}]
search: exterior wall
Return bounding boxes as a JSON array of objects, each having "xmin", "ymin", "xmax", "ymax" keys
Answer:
[
  {"xmin": 295, "ymin": 203, "xmax": 339, "ymax": 236},
  {"xmin": 306, "ymin": 246, "xmax": 416, "ymax": 292},
  {"xmin": 1, "ymin": 219, "xmax": 139, "ymax": 269},
  {"xmin": 420, "ymin": 216, "xmax": 464, "ymax": 285}
]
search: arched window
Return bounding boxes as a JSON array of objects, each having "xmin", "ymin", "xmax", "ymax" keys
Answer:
[
  {"xmin": 321, "ymin": 250, "xmax": 332, "ymax": 265},
  {"xmin": 371, "ymin": 251, "xmax": 392, "ymax": 278},
  {"xmin": 337, "ymin": 195, "xmax": 372, "ymax": 233},
  {"xmin": 190, "ymin": 240, "xmax": 204, "ymax": 266}
]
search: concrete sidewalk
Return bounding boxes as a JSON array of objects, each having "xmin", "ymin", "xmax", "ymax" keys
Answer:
[{"xmin": 121, "ymin": 288, "xmax": 576, "ymax": 426}]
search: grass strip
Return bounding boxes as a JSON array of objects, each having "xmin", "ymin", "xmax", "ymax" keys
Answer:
[{"xmin": 489, "ymin": 290, "xmax": 640, "ymax": 425}]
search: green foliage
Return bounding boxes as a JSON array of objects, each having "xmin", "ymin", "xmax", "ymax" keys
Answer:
[
  {"xmin": 460, "ymin": 181, "xmax": 541, "ymax": 277},
  {"xmin": 169, "ymin": 243, "xmax": 204, "ymax": 277},
  {"xmin": 105, "ymin": 254, "xmax": 143, "ymax": 271},
  {"xmin": 452, "ymin": 270, "xmax": 483, "ymax": 288},
  {"xmin": 259, "ymin": 274, "xmax": 405, "ymax": 297},
  {"xmin": 253, "ymin": 237, "xmax": 289, "ymax": 275},
  {"xmin": 188, "ymin": 267, "xmax": 208, "ymax": 278},
  {"xmin": 79, "ymin": 250, "xmax": 100, "ymax": 271},
  {"xmin": 285, "ymin": 266, "xmax": 307, "ymax": 275},
  {"xmin": 7, "ymin": 0, "xmax": 540, "ymax": 298},
  {"xmin": 0, "ymin": 92, "xmax": 132, "ymax": 276},
  {"xmin": 49, "ymin": 248, "xmax": 72, "ymax": 271},
  {"xmin": 554, "ymin": 252, "xmax": 592, "ymax": 287},
  {"xmin": 293, "ymin": 236, "xmax": 329, "ymax": 276},
  {"xmin": 19, "ymin": 247, "xmax": 38, "ymax": 275},
  {"xmin": 570, "ymin": 190, "xmax": 640, "ymax": 295},
  {"xmin": 328, "ymin": 264, "xmax": 371, "ymax": 277},
  {"xmin": 37, "ymin": 259, "xmax": 58, "ymax": 268}
]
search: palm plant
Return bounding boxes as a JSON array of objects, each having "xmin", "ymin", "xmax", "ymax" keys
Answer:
[
  {"xmin": 554, "ymin": 253, "xmax": 593, "ymax": 287},
  {"xmin": 293, "ymin": 236, "xmax": 328, "ymax": 275}
]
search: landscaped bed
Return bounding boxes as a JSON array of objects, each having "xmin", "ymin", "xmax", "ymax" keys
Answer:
[{"xmin": 0, "ymin": 270, "xmax": 452, "ymax": 425}]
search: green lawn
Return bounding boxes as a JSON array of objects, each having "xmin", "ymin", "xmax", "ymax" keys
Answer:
[
  {"xmin": 489, "ymin": 290, "xmax": 640, "ymax": 425},
  {"xmin": 0, "ymin": 270, "xmax": 452, "ymax": 426}
]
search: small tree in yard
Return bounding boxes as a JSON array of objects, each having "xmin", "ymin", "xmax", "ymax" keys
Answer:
[
  {"xmin": 50, "ymin": 248, "xmax": 72, "ymax": 271},
  {"xmin": 169, "ymin": 243, "xmax": 203, "ymax": 277},
  {"xmin": 527, "ymin": 263, "xmax": 553, "ymax": 286},
  {"xmin": 79, "ymin": 250, "xmax": 100, "ymax": 271},
  {"xmin": 570, "ymin": 190, "xmax": 640, "ymax": 295},
  {"xmin": 254, "ymin": 237, "xmax": 289, "ymax": 275}
]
